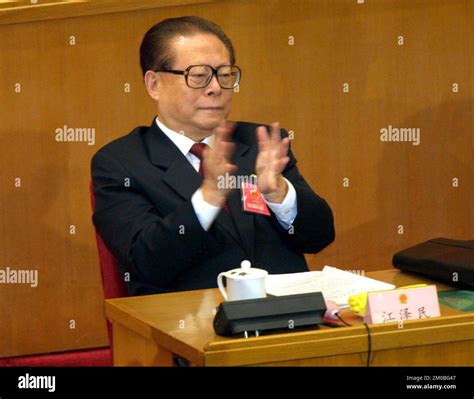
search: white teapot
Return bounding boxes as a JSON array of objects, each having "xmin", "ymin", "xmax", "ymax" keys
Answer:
[{"xmin": 217, "ymin": 260, "xmax": 268, "ymax": 301}]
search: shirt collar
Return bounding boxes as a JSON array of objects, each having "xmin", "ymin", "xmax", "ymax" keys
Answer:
[{"xmin": 155, "ymin": 117, "xmax": 215, "ymax": 158}]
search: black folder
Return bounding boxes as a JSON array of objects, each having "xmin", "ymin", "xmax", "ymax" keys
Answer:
[{"xmin": 392, "ymin": 238, "xmax": 474, "ymax": 289}]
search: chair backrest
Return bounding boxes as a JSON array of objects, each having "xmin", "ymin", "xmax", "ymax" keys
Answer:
[{"xmin": 90, "ymin": 181, "xmax": 128, "ymax": 299}]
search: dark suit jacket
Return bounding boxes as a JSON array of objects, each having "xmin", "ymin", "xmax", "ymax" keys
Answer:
[{"xmin": 91, "ymin": 118, "xmax": 335, "ymax": 296}]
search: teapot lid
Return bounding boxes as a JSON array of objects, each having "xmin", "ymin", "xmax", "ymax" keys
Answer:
[{"xmin": 225, "ymin": 260, "xmax": 268, "ymax": 279}]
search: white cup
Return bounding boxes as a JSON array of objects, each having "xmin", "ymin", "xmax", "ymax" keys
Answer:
[{"xmin": 217, "ymin": 260, "xmax": 268, "ymax": 301}]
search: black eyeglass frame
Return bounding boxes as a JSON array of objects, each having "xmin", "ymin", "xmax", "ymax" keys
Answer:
[{"xmin": 153, "ymin": 64, "xmax": 241, "ymax": 89}]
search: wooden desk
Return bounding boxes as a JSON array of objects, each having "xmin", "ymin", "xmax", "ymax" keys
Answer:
[{"xmin": 105, "ymin": 270, "xmax": 474, "ymax": 366}]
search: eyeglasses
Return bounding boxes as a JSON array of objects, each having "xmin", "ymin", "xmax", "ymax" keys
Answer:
[{"xmin": 154, "ymin": 64, "xmax": 241, "ymax": 89}]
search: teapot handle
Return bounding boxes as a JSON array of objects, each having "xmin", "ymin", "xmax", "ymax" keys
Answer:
[{"xmin": 217, "ymin": 272, "xmax": 228, "ymax": 301}]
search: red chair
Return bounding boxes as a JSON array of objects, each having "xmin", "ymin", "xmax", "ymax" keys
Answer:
[
  {"xmin": 90, "ymin": 180, "xmax": 128, "ymax": 354},
  {"xmin": 90, "ymin": 181, "xmax": 128, "ymax": 300}
]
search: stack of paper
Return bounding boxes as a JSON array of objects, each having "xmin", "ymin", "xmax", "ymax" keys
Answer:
[{"xmin": 265, "ymin": 266, "xmax": 396, "ymax": 307}]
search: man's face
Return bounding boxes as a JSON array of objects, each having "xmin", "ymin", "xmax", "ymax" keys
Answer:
[{"xmin": 155, "ymin": 33, "xmax": 234, "ymax": 138}]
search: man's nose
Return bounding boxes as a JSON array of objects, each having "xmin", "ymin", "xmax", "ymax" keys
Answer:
[{"xmin": 205, "ymin": 74, "xmax": 222, "ymax": 95}]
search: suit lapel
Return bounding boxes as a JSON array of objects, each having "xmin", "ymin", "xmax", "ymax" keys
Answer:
[
  {"xmin": 162, "ymin": 156, "xmax": 244, "ymax": 247},
  {"xmin": 144, "ymin": 119, "xmax": 254, "ymax": 252}
]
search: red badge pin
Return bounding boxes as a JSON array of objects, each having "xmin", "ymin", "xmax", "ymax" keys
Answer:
[{"xmin": 241, "ymin": 175, "xmax": 270, "ymax": 216}]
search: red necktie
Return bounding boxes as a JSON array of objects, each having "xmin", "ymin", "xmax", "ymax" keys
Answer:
[
  {"xmin": 189, "ymin": 143, "xmax": 207, "ymax": 178},
  {"xmin": 189, "ymin": 143, "xmax": 229, "ymax": 212}
]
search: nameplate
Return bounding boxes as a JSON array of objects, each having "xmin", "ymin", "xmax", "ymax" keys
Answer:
[{"xmin": 364, "ymin": 285, "xmax": 440, "ymax": 324}]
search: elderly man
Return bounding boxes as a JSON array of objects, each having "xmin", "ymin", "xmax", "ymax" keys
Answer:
[{"xmin": 92, "ymin": 16, "xmax": 335, "ymax": 296}]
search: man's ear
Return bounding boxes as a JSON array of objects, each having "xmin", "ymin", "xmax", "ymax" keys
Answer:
[{"xmin": 144, "ymin": 70, "xmax": 160, "ymax": 101}]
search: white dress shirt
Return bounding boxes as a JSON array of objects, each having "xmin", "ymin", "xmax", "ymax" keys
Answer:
[{"xmin": 155, "ymin": 117, "xmax": 297, "ymax": 231}]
